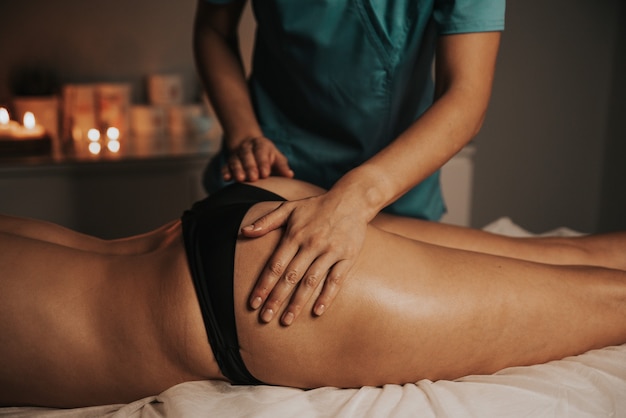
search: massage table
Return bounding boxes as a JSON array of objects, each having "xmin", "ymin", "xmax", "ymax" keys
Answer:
[{"xmin": 2, "ymin": 218, "xmax": 625, "ymax": 418}]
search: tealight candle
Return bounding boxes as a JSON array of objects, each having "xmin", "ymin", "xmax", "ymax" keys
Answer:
[
  {"xmin": 0, "ymin": 107, "xmax": 10, "ymax": 125},
  {"xmin": 0, "ymin": 108, "xmax": 52, "ymax": 156},
  {"xmin": 106, "ymin": 127, "xmax": 121, "ymax": 153},
  {"xmin": 87, "ymin": 128, "xmax": 101, "ymax": 142},
  {"xmin": 87, "ymin": 128, "xmax": 102, "ymax": 155},
  {"xmin": 106, "ymin": 127, "xmax": 120, "ymax": 141},
  {"xmin": 88, "ymin": 141, "xmax": 102, "ymax": 155},
  {"xmin": 0, "ymin": 107, "xmax": 21, "ymax": 137},
  {"xmin": 13, "ymin": 111, "xmax": 46, "ymax": 139}
]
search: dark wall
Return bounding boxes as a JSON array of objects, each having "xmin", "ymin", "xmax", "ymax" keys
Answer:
[
  {"xmin": 0, "ymin": 0, "xmax": 199, "ymax": 103},
  {"xmin": 472, "ymin": 0, "xmax": 623, "ymax": 232},
  {"xmin": 599, "ymin": 1, "xmax": 626, "ymax": 232}
]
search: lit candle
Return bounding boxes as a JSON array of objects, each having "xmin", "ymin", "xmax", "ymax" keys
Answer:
[
  {"xmin": 106, "ymin": 127, "xmax": 120, "ymax": 141},
  {"xmin": 13, "ymin": 111, "xmax": 46, "ymax": 139},
  {"xmin": 106, "ymin": 127, "xmax": 121, "ymax": 153},
  {"xmin": 88, "ymin": 142, "xmax": 102, "ymax": 155},
  {"xmin": 0, "ymin": 107, "xmax": 20, "ymax": 137},
  {"xmin": 107, "ymin": 140, "xmax": 121, "ymax": 153},
  {"xmin": 24, "ymin": 112, "xmax": 36, "ymax": 128},
  {"xmin": 0, "ymin": 107, "xmax": 9, "ymax": 125},
  {"xmin": 87, "ymin": 128, "xmax": 101, "ymax": 142},
  {"xmin": 87, "ymin": 128, "xmax": 102, "ymax": 155}
]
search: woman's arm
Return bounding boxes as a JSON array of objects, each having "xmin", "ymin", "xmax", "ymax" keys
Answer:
[
  {"xmin": 193, "ymin": 0, "xmax": 292, "ymax": 181},
  {"xmin": 244, "ymin": 32, "xmax": 502, "ymax": 325}
]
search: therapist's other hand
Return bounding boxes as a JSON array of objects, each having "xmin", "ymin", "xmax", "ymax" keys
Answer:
[
  {"xmin": 223, "ymin": 136, "xmax": 294, "ymax": 182},
  {"xmin": 242, "ymin": 192, "xmax": 368, "ymax": 326}
]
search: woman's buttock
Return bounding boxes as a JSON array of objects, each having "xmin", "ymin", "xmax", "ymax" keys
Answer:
[
  {"xmin": 232, "ymin": 202, "xmax": 453, "ymax": 388},
  {"xmin": 232, "ymin": 198, "xmax": 615, "ymax": 388}
]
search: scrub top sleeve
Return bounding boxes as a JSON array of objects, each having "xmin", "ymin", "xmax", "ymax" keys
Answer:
[{"xmin": 434, "ymin": 0, "xmax": 506, "ymax": 35}]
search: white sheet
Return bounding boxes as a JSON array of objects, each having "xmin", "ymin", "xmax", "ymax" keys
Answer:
[{"xmin": 2, "ymin": 219, "xmax": 625, "ymax": 418}]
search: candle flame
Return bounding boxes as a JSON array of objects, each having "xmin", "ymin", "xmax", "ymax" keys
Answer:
[
  {"xmin": 87, "ymin": 129, "xmax": 101, "ymax": 142},
  {"xmin": 0, "ymin": 107, "xmax": 9, "ymax": 125},
  {"xmin": 23, "ymin": 112, "xmax": 36, "ymax": 129},
  {"xmin": 107, "ymin": 140, "xmax": 121, "ymax": 153},
  {"xmin": 88, "ymin": 142, "xmax": 102, "ymax": 155},
  {"xmin": 106, "ymin": 127, "xmax": 120, "ymax": 141}
]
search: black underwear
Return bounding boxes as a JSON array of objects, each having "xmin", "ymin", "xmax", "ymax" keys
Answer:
[{"xmin": 181, "ymin": 183, "xmax": 285, "ymax": 386}]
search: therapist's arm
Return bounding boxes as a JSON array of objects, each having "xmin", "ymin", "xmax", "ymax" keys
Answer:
[
  {"xmin": 193, "ymin": 0, "xmax": 292, "ymax": 181},
  {"xmin": 244, "ymin": 31, "xmax": 502, "ymax": 325},
  {"xmin": 339, "ymin": 31, "xmax": 502, "ymax": 215}
]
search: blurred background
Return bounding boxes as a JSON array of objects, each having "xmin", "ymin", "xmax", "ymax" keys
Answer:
[
  {"xmin": 473, "ymin": 0, "xmax": 626, "ymax": 234},
  {"xmin": 0, "ymin": 0, "xmax": 624, "ymax": 236}
]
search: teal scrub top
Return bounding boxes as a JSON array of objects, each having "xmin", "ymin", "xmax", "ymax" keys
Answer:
[{"xmin": 204, "ymin": 0, "xmax": 506, "ymax": 220}]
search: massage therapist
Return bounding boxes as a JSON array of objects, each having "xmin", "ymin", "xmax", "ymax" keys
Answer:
[{"xmin": 193, "ymin": 0, "xmax": 506, "ymax": 325}]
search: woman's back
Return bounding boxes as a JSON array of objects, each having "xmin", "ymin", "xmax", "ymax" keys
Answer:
[{"xmin": 0, "ymin": 222, "xmax": 218, "ymax": 407}]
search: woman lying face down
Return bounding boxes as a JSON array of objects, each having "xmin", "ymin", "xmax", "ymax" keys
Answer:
[{"xmin": 1, "ymin": 176, "xmax": 626, "ymax": 408}]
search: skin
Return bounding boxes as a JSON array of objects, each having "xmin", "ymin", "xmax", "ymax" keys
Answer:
[
  {"xmin": 193, "ymin": 0, "xmax": 502, "ymax": 325},
  {"xmin": 1, "ymin": 177, "xmax": 626, "ymax": 408}
]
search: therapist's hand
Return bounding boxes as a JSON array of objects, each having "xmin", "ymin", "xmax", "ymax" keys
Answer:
[
  {"xmin": 223, "ymin": 136, "xmax": 294, "ymax": 182},
  {"xmin": 242, "ymin": 191, "xmax": 368, "ymax": 326}
]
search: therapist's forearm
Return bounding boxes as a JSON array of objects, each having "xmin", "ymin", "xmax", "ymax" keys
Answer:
[
  {"xmin": 330, "ymin": 32, "xmax": 500, "ymax": 220},
  {"xmin": 329, "ymin": 85, "xmax": 490, "ymax": 222},
  {"xmin": 193, "ymin": 19, "xmax": 263, "ymax": 146}
]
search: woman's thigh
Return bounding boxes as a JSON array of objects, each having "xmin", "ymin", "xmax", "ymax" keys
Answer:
[{"xmin": 371, "ymin": 213, "xmax": 626, "ymax": 270}]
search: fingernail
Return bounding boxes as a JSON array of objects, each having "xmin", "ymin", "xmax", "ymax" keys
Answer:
[
  {"xmin": 242, "ymin": 224, "xmax": 261, "ymax": 232},
  {"xmin": 314, "ymin": 304, "xmax": 326, "ymax": 316},
  {"xmin": 282, "ymin": 311, "xmax": 294, "ymax": 326},
  {"xmin": 261, "ymin": 308, "xmax": 274, "ymax": 323},
  {"xmin": 250, "ymin": 296, "xmax": 262, "ymax": 310}
]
